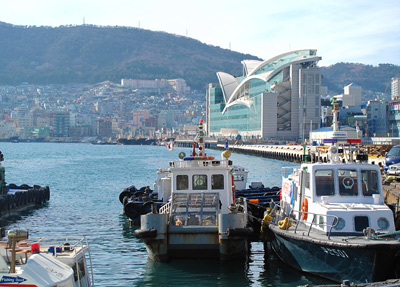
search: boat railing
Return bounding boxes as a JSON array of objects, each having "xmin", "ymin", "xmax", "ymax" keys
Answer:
[
  {"xmin": 159, "ymin": 202, "xmax": 171, "ymax": 214},
  {"xmin": 169, "ymin": 159, "xmax": 230, "ymax": 168},
  {"xmin": 274, "ymin": 206, "xmax": 339, "ymax": 240},
  {"xmin": 170, "ymin": 192, "xmax": 220, "ymax": 227}
]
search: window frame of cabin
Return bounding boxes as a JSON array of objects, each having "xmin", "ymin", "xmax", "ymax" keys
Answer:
[
  {"xmin": 176, "ymin": 175, "xmax": 189, "ymax": 190},
  {"xmin": 338, "ymin": 169, "xmax": 358, "ymax": 196},
  {"xmin": 211, "ymin": 174, "xmax": 224, "ymax": 190},
  {"xmin": 315, "ymin": 169, "xmax": 335, "ymax": 196},
  {"xmin": 192, "ymin": 174, "xmax": 208, "ymax": 190},
  {"xmin": 360, "ymin": 169, "xmax": 380, "ymax": 196}
]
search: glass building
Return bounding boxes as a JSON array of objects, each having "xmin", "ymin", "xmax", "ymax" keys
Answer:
[{"xmin": 206, "ymin": 49, "xmax": 322, "ymax": 140}]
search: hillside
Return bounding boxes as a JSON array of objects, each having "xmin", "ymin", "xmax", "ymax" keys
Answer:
[
  {"xmin": 0, "ymin": 22, "xmax": 258, "ymax": 89},
  {"xmin": 0, "ymin": 22, "xmax": 399, "ymax": 92},
  {"xmin": 320, "ymin": 63, "xmax": 400, "ymax": 94}
]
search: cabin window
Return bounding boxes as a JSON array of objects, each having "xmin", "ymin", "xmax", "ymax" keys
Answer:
[
  {"xmin": 361, "ymin": 170, "xmax": 380, "ymax": 196},
  {"xmin": 338, "ymin": 169, "xmax": 358, "ymax": 196},
  {"xmin": 211, "ymin": 174, "xmax": 224, "ymax": 190},
  {"xmin": 193, "ymin": 175, "xmax": 207, "ymax": 190},
  {"xmin": 315, "ymin": 169, "xmax": 335, "ymax": 196},
  {"xmin": 176, "ymin": 175, "xmax": 188, "ymax": 190}
]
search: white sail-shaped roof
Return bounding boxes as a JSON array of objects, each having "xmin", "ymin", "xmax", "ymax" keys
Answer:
[
  {"xmin": 241, "ymin": 60, "xmax": 262, "ymax": 76},
  {"xmin": 216, "ymin": 72, "xmax": 239, "ymax": 103}
]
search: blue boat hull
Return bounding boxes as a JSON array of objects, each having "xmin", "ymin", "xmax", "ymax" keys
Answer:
[{"xmin": 268, "ymin": 226, "xmax": 400, "ymax": 283}]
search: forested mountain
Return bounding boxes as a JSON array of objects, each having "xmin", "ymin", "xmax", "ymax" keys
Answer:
[
  {"xmin": 0, "ymin": 22, "xmax": 257, "ymax": 89},
  {"xmin": 320, "ymin": 63, "xmax": 400, "ymax": 94},
  {"xmin": 0, "ymin": 22, "xmax": 399, "ymax": 92}
]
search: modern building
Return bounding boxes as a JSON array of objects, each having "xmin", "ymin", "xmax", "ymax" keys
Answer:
[
  {"xmin": 206, "ymin": 49, "xmax": 322, "ymax": 140},
  {"xmin": 388, "ymin": 101, "xmax": 400, "ymax": 137},
  {"xmin": 392, "ymin": 77, "xmax": 400, "ymax": 100},
  {"xmin": 343, "ymin": 83, "xmax": 362, "ymax": 107},
  {"xmin": 366, "ymin": 99, "xmax": 388, "ymax": 137}
]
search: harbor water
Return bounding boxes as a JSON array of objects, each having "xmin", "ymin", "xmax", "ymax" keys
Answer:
[{"xmin": 0, "ymin": 143, "xmax": 332, "ymax": 286}]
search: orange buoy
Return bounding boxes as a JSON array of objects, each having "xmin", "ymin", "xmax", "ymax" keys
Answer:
[{"xmin": 301, "ymin": 198, "xmax": 308, "ymax": 220}]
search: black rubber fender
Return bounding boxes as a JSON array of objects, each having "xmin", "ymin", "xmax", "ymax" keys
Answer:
[
  {"xmin": 125, "ymin": 185, "xmax": 138, "ymax": 194},
  {"xmin": 20, "ymin": 184, "xmax": 31, "ymax": 189},
  {"xmin": 134, "ymin": 228, "xmax": 157, "ymax": 239},
  {"xmin": 119, "ymin": 190, "xmax": 131, "ymax": 204},
  {"xmin": 226, "ymin": 227, "xmax": 254, "ymax": 237},
  {"xmin": 141, "ymin": 201, "xmax": 156, "ymax": 215},
  {"xmin": 133, "ymin": 191, "xmax": 144, "ymax": 198},
  {"xmin": 124, "ymin": 201, "xmax": 142, "ymax": 219},
  {"xmin": 44, "ymin": 187, "xmax": 50, "ymax": 201}
]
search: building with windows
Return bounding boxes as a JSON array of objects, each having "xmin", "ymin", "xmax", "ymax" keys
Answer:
[
  {"xmin": 366, "ymin": 99, "xmax": 388, "ymax": 137},
  {"xmin": 392, "ymin": 77, "xmax": 400, "ymax": 100},
  {"xmin": 206, "ymin": 49, "xmax": 322, "ymax": 140},
  {"xmin": 343, "ymin": 83, "xmax": 362, "ymax": 107},
  {"xmin": 388, "ymin": 101, "xmax": 400, "ymax": 137}
]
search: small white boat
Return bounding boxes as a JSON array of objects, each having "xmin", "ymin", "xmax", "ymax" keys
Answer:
[
  {"xmin": 134, "ymin": 120, "xmax": 253, "ymax": 262},
  {"xmin": 263, "ymin": 99, "xmax": 400, "ymax": 283},
  {"xmin": 0, "ymin": 229, "xmax": 94, "ymax": 287}
]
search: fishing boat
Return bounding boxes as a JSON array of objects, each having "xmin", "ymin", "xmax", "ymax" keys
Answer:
[
  {"xmin": 119, "ymin": 149, "xmax": 280, "ymax": 226},
  {"xmin": 133, "ymin": 119, "xmax": 254, "ymax": 262},
  {"xmin": 263, "ymin": 100, "xmax": 400, "ymax": 284},
  {"xmin": 0, "ymin": 229, "xmax": 94, "ymax": 287}
]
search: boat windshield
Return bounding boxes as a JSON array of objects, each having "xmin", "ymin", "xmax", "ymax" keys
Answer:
[
  {"xmin": 315, "ymin": 168, "xmax": 380, "ymax": 197},
  {"xmin": 360, "ymin": 170, "xmax": 379, "ymax": 196},
  {"xmin": 315, "ymin": 169, "xmax": 335, "ymax": 196},
  {"xmin": 338, "ymin": 169, "xmax": 358, "ymax": 196}
]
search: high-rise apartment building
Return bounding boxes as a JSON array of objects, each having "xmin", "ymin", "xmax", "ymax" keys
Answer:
[{"xmin": 392, "ymin": 77, "xmax": 400, "ymax": 100}]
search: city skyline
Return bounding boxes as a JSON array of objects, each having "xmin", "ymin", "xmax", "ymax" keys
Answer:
[{"xmin": 1, "ymin": 0, "xmax": 399, "ymax": 67}]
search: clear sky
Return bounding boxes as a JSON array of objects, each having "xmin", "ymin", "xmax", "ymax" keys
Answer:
[{"xmin": 1, "ymin": 0, "xmax": 399, "ymax": 66}]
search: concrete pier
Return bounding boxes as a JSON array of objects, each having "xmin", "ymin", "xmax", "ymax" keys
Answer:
[{"xmin": 214, "ymin": 144, "xmax": 385, "ymax": 166}]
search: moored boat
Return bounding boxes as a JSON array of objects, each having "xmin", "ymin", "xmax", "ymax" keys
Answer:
[
  {"xmin": 133, "ymin": 119, "xmax": 255, "ymax": 262},
  {"xmin": 0, "ymin": 151, "xmax": 50, "ymax": 218},
  {"xmin": 0, "ymin": 229, "xmax": 93, "ymax": 287},
  {"xmin": 262, "ymin": 100, "xmax": 400, "ymax": 284}
]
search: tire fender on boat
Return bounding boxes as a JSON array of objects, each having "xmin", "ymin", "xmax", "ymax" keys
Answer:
[
  {"xmin": 134, "ymin": 228, "xmax": 157, "ymax": 239},
  {"xmin": 124, "ymin": 201, "xmax": 142, "ymax": 219},
  {"xmin": 226, "ymin": 227, "xmax": 254, "ymax": 237}
]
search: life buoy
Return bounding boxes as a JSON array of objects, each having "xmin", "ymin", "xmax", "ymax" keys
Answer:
[{"xmin": 301, "ymin": 198, "xmax": 308, "ymax": 220}]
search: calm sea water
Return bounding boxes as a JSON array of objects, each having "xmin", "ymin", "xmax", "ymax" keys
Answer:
[{"xmin": 0, "ymin": 143, "xmax": 331, "ymax": 286}]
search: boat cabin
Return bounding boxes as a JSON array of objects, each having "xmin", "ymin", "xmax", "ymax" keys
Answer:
[{"xmin": 281, "ymin": 160, "xmax": 395, "ymax": 236}]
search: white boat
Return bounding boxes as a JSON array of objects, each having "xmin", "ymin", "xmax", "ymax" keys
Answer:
[
  {"xmin": 0, "ymin": 229, "xmax": 94, "ymax": 287},
  {"xmin": 134, "ymin": 120, "xmax": 254, "ymax": 262},
  {"xmin": 263, "ymin": 99, "xmax": 400, "ymax": 283}
]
